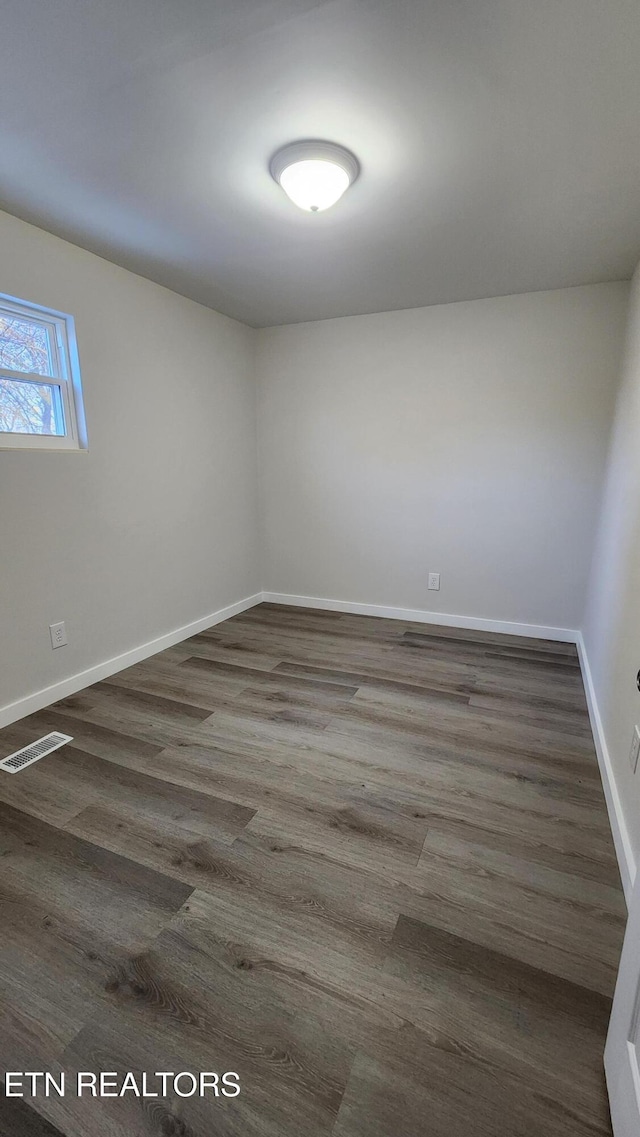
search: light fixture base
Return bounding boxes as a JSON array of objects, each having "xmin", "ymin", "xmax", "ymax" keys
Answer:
[{"xmin": 269, "ymin": 140, "xmax": 360, "ymax": 187}]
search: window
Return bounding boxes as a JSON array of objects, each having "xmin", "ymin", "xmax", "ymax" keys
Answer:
[{"xmin": 0, "ymin": 294, "xmax": 87, "ymax": 450}]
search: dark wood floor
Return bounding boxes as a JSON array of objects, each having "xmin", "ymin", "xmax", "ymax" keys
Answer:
[{"xmin": 0, "ymin": 603, "xmax": 625, "ymax": 1136}]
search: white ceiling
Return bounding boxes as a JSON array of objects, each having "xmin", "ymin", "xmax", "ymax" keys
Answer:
[{"xmin": 2, "ymin": 0, "xmax": 640, "ymax": 327}]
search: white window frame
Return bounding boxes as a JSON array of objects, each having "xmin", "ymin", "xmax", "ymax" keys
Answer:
[{"xmin": 0, "ymin": 293, "xmax": 87, "ymax": 451}]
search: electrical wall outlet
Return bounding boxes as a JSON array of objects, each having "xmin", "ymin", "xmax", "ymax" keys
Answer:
[
  {"xmin": 49, "ymin": 621, "xmax": 68, "ymax": 649},
  {"xmin": 428, "ymin": 572, "xmax": 441, "ymax": 591},
  {"xmin": 630, "ymin": 726, "xmax": 640, "ymax": 773}
]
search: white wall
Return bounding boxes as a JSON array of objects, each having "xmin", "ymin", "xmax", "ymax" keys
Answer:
[
  {"xmin": 583, "ymin": 262, "xmax": 640, "ymax": 877},
  {"xmin": 1, "ymin": 205, "xmax": 633, "ymax": 766},
  {"xmin": 0, "ymin": 209, "xmax": 260, "ymax": 721},
  {"xmin": 258, "ymin": 284, "xmax": 628, "ymax": 633}
]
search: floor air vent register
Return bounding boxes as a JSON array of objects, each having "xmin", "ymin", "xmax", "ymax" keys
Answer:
[{"xmin": 0, "ymin": 732, "xmax": 73, "ymax": 773}]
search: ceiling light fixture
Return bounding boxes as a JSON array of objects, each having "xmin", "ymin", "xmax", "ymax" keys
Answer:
[{"xmin": 270, "ymin": 140, "xmax": 360, "ymax": 213}]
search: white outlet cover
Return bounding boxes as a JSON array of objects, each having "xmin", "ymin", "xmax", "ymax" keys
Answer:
[
  {"xmin": 428, "ymin": 573, "xmax": 441, "ymax": 591},
  {"xmin": 49, "ymin": 621, "xmax": 68, "ymax": 649}
]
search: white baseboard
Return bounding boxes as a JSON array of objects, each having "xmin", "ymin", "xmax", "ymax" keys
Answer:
[
  {"xmin": 261, "ymin": 591, "xmax": 579, "ymax": 643},
  {"xmin": 0, "ymin": 593, "xmax": 263, "ymax": 731},
  {"xmin": 577, "ymin": 632, "xmax": 636, "ymax": 906}
]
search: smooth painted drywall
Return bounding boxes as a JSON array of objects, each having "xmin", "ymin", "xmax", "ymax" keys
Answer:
[
  {"xmin": 0, "ymin": 209, "xmax": 260, "ymax": 714},
  {"xmin": 583, "ymin": 263, "xmax": 640, "ymax": 868},
  {"xmin": 257, "ymin": 283, "xmax": 629, "ymax": 630}
]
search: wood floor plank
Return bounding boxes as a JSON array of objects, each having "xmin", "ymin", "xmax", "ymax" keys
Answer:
[
  {"xmin": 49, "ymin": 688, "xmax": 220, "ymax": 750},
  {"xmin": 0, "ymin": 801, "xmax": 192, "ymax": 927},
  {"xmin": 48, "ymin": 908, "xmax": 386, "ymax": 1137},
  {"xmin": 0, "ymin": 802, "xmax": 194, "ymax": 1076},
  {"xmin": 179, "ymin": 654, "xmax": 358, "ymax": 695},
  {"xmin": 340, "ymin": 683, "xmax": 595, "ymax": 759},
  {"xmin": 0, "ymin": 602, "xmax": 623, "ymax": 1137},
  {"xmin": 272, "ymin": 657, "xmax": 471, "ymax": 702},
  {"xmin": 394, "ymin": 619, "xmax": 579, "ymax": 655},
  {"xmin": 0, "ymin": 751, "xmax": 96, "ymax": 828},
  {"xmin": 49, "ymin": 744, "xmax": 256, "ymax": 844},
  {"xmin": 74, "ymin": 731, "xmax": 431, "ymax": 874},
  {"xmin": 1, "ymin": 706, "xmax": 164, "ymax": 766},
  {"xmin": 59, "ymin": 821, "xmax": 400, "ymax": 939},
  {"xmin": 99, "ymin": 655, "xmax": 252, "ymax": 711},
  {"xmin": 332, "ymin": 1027, "xmax": 609, "ymax": 1137},
  {"xmin": 205, "ymin": 621, "xmax": 480, "ymax": 692},
  {"xmin": 171, "ymin": 632, "xmax": 282, "ymax": 671},
  {"xmin": 363, "ymin": 915, "xmax": 613, "ymax": 1133},
  {"xmin": 0, "ymin": 1098, "xmax": 66, "ymax": 1137},
  {"xmin": 400, "ymin": 631, "xmax": 581, "ymax": 668}
]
